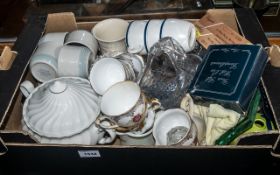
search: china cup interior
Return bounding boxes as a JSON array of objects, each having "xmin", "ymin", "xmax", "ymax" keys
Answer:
[
  {"xmin": 89, "ymin": 57, "xmax": 126, "ymax": 95},
  {"xmin": 92, "ymin": 18, "xmax": 129, "ymax": 42},
  {"xmin": 101, "ymin": 81, "xmax": 141, "ymax": 116},
  {"xmin": 153, "ymin": 109, "xmax": 192, "ymax": 145}
]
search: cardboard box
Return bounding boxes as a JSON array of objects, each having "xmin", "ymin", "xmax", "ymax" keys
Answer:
[{"xmin": 0, "ymin": 8, "xmax": 280, "ymax": 174}]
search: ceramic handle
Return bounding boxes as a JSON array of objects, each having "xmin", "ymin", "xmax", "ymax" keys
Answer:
[
  {"xmin": 95, "ymin": 116, "xmax": 119, "ymax": 129},
  {"xmin": 98, "ymin": 128, "xmax": 117, "ymax": 144},
  {"xmin": 20, "ymin": 80, "xmax": 35, "ymax": 98},
  {"xmin": 148, "ymin": 98, "xmax": 161, "ymax": 111}
]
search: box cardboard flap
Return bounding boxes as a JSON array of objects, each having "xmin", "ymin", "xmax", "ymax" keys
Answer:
[
  {"xmin": 0, "ymin": 46, "xmax": 17, "ymax": 70},
  {"xmin": 45, "ymin": 12, "xmax": 77, "ymax": 33},
  {"xmin": 205, "ymin": 9, "xmax": 238, "ymax": 32}
]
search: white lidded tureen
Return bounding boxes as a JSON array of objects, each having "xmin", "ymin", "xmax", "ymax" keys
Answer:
[{"xmin": 21, "ymin": 77, "xmax": 100, "ymax": 138}]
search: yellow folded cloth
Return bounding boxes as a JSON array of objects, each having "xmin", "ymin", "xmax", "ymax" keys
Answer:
[{"xmin": 181, "ymin": 94, "xmax": 240, "ymax": 145}]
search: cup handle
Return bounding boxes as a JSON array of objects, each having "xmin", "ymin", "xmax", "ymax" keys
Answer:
[
  {"xmin": 98, "ymin": 126, "xmax": 117, "ymax": 144},
  {"xmin": 20, "ymin": 80, "xmax": 35, "ymax": 98},
  {"xmin": 148, "ymin": 98, "xmax": 161, "ymax": 111},
  {"xmin": 95, "ymin": 116, "xmax": 119, "ymax": 129},
  {"xmin": 127, "ymin": 45, "xmax": 143, "ymax": 54},
  {"xmin": 180, "ymin": 93, "xmax": 194, "ymax": 117}
]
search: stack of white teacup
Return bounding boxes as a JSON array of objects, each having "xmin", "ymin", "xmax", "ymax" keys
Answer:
[{"xmin": 21, "ymin": 18, "xmax": 202, "ymax": 146}]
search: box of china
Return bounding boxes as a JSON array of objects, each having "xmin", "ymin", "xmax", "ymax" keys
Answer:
[{"xmin": 0, "ymin": 8, "xmax": 279, "ymax": 173}]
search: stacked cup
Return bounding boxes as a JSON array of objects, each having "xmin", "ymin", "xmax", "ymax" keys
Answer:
[
  {"xmin": 125, "ymin": 19, "xmax": 197, "ymax": 55},
  {"xmin": 30, "ymin": 30, "xmax": 98, "ymax": 83}
]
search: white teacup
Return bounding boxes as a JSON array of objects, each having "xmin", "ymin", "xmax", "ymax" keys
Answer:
[
  {"xmin": 99, "ymin": 81, "xmax": 160, "ymax": 131},
  {"xmin": 65, "ymin": 30, "xmax": 98, "ymax": 55},
  {"xmin": 30, "ymin": 42, "xmax": 61, "ymax": 82},
  {"xmin": 146, "ymin": 19, "xmax": 164, "ymax": 52},
  {"xmin": 57, "ymin": 45, "xmax": 92, "ymax": 78},
  {"xmin": 116, "ymin": 109, "xmax": 156, "ymax": 145},
  {"xmin": 153, "ymin": 108, "xmax": 197, "ymax": 146},
  {"xmin": 92, "ymin": 18, "xmax": 129, "ymax": 57},
  {"xmin": 126, "ymin": 20, "xmax": 148, "ymax": 55},
  {"xmin": 89, "ymin": 57, "xmax": 135, "ymax": 95},
  {"xmin": 38, "ymin": 32, "xmax": 68, "ymax": 46},
  {"xmin": 160, "ymin": 19, "xmax": 196, "ymax": 52}
]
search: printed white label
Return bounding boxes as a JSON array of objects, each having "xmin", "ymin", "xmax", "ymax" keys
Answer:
[{"xmin": 78, "ymin": 150, "xmax": 101, "ymax": 158}]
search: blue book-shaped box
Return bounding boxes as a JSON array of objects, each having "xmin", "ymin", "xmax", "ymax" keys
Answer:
[{"xmin": 188, "ymin": 44, "xmax": 268, "ymax": 114}]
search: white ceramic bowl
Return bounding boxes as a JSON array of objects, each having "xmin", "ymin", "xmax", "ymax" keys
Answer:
[
  {"xmin": 92, "ymin": 18, "xmax": 129, "ymax": 56},
  {"xmin": 153, "ymin": 108, "xmax": 192, "ymax": 145},
  {"xmin": 161, "ymin": 19, "xmax": 196, "ymax": 52},
  {"xmin": 89, "ymin": 57, "xmax": 126, "ymax": 95},
  {"xmin": 101, "ymin": 81, "xmax": 141, "ymax": 116},
  {"xmin": 65, "ymin": 30, "xmax": 98, "ymax": 54},
  {"xmin": 23, "ymin": 77, "xmax": 100, "ymax": 138},
  {"xmin": 126, "ymin": 20, "xmax": 147, "ymax": 55}
]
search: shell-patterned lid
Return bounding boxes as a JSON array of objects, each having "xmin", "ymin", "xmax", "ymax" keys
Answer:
[{"xmin": 23, "ymin": 77, "xmax": 100, "ymax": 138}]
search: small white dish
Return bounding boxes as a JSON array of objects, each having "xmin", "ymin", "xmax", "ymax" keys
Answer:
[{"xmin": 89, "ymin": 57, "xmax": 126, "ymax": 95}]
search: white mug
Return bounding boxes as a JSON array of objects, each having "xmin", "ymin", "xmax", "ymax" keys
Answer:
[
  {"xmin": 92, "ymin": 18, "xmax": 129, "ymax": 57},
  {"xmin": 57, "ymin": 45, "xmax": 92, "ymax": 78},
  {"xmin": 160, "ymin": 18, "xmax": 196, "ymax": 52},
  {"xmin": 30, "ymin": 42, "xmax": 61, "ymax": 82},
  {"xmin": 65, "ymin": 30, "xmax": 98, "ymax": 55},
  {"xmin": 38, "ymin": 32, "xmax": 68, "ymax": 46},
  {"xmin": 146, "ymin": 19, "xmax": 164, "ymax": 52},
  {"xmin": 126, "ymin": 20, "xmax": 148, "ymax": 55}
]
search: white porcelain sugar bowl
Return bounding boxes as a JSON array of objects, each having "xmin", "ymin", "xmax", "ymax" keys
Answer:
[{"xmin": 21, "ymin": 77, "xmax": 101, "ymax": 138}]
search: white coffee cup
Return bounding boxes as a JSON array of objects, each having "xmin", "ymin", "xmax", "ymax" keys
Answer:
[
  {"xmin": 57, "ymin": 45, "xmax": 92, "ymax": 78},
  {"xmin": 89, "ymin": 57, "xmax": 135, "ymax": 95},
  {"xmin": 30, "ymin": 42, "xmax": 61, "ymax": 82},
  {"xmin": 153, "ymin": 108, "xmax": 197, "ymax": 146},
  {"xmin": 65, "ymin": 30, "xmax": 98, "ymax": 55},
  {"xmin": 160, "ymin": 19, "xmax": 196, "ymax": 52},
  {"xmin": 97, "ymin": 81, "xmax": 160, "ymax": 133},
  {"xmin": 116, "ymin": 109, "xmax": 156, "ymax": 145},
  {"xmin": 126, "ymin": 20, "xmax": 148, "ymax": 55},
  {"xmin": 38, "ymin": 32, "xmax": 68, "ymax": 46},
  {"xmin": 92, "ymin": 18, "xmax": 129, "ymax": 57},
  {"xmin": 146, "ymin": 19, "xmax": 164, "ymax": 52}
]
